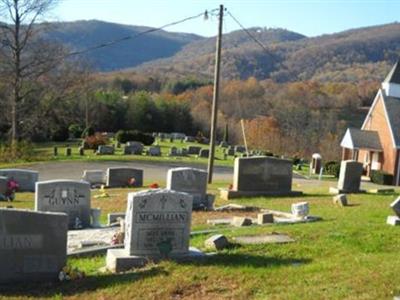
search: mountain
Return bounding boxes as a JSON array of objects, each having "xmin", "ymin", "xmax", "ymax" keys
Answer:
[
  {"xmin": 132, "ymin": 23, "xmax": 400, "ymax": 82},
  {"xmin": 43, "ymin": 20, "xmax": 203, "ymax": 71}
]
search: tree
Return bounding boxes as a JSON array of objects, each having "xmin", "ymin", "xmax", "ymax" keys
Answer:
[{"xmin": 0, "ymin": 0, "xmax": 60, "ymax": 147}]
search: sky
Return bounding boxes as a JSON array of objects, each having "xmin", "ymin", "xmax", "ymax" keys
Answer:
[{"xmin": 51, "ymin": 0, "xmax": 400, "ymax": 37}]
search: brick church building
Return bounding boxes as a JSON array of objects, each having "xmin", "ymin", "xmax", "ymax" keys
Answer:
[{"xmin": 341, "ymin": 61, "xmax": 400, "ymax": 185}]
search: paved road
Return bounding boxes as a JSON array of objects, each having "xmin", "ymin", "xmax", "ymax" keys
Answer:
[
  {"xmin": 20, "ymin": 160, "xmax": 307, "ymax": 183},
  {"xmin": 21, "ymin": 161, "xmax": 234, "ymax": 182}
]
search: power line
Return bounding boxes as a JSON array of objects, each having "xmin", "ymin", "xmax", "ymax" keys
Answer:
[
  {"xmin": 66, "ymin": 8, "xmax": 219, "ymax": 57},
  {"xmin": 226, "ymin": 10, "xmax": 269, "ymax": 54}
]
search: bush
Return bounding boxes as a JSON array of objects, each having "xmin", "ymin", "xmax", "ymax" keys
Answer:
[
  {"xmin": 0, "ymin": 141, "xmax": 37, "ymax": 162},
  {"xmin": 115, "ymin": 130, "xmax": 154, "ymax": 145},
  {"xmin": 83, "ymin": 133, "xmax": 108, "ymax": 150},
  {"xmin": 324, "ymin": 161, "xmax": 340, "ymax": 178},
  {"xmin": 292, "ymin": 156, "xmax": 301, "ymax": 165},
  {"xmin": 50, "ymin": 126, "xmax": 69, "ymax": 142},
  {"xmin": 81, "ymin": 126, "xmax": 95, "ymax": 138},
  {"xmin": 68, "ymin": 124, "xmax": 83, "ymax": 138},
  {"xmin": 370, "ymin": 170, "xmax": 394, "ymax": 185}
]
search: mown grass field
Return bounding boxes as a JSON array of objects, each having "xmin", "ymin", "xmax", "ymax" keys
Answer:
[
  {"xmin": 0, "ymin": 140, "xmax": 237, "ymax": 169},
  {"xmin": 1, "ymin": 180, "xmax": 399, "ymax": 299}
]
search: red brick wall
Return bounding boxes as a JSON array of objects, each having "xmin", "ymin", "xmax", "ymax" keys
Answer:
[{"xmin": 362, "ymin": 94, "xmax": 396, "ymax": 176}]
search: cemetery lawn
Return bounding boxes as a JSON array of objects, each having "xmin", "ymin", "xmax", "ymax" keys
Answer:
[
  {"xmin": 1, "ymin": 181, "xmax": 400, "ymax": 299},
  {"xmin": 0, "ymin": 140, "xmax": 235, "ymax": 168}
]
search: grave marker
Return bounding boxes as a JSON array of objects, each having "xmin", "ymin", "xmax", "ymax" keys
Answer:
[
  {"xmin": 35, "ymin": 180, "xmax": 91, "ymax": 229},
  {"xmin": 0, "ymin": 169, "xmax": 39, "ymax": 192},
  {"xmin": 0, "ymin": 209, "xmax": 68, "ymax": 283},
  {"xmin": 220, "ymin": 156, "xmax": 302, "ymax": 199},
  {"xmin": 106, "ymin": 167, "xmax": 143, "ymax": 188}
]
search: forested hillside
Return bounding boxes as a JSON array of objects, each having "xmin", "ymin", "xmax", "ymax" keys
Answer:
[
  {"xmin": 134, "ymin": 23, "xmax": 400, "ymax": 82},
  {"xmin": 42, "ymin": 20, "xmax": 202, "ymax": 71}
]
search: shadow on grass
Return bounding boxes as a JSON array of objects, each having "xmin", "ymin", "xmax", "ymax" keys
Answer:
[
  {"xmin": 0, "ymin": 266, "xmax": 167, "ymax": 298},
  {"xmin": 178, "ymin": 253, "xmax": 311, "ymax": 269}
]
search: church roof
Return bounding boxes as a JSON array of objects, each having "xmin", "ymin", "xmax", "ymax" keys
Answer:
[
  {"xmin": 340, "ymin": 128, "xmax": 383, "ymax": 151},
  {"xmin": 383, "ymin": 61, "xmax": 400, "ymax": 84}
]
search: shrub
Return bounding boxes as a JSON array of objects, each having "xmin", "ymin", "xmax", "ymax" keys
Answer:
[
  {"xmin": 370, "ymin": 170, "xmax": 394, "ymax": 185},
  {"xmin": 0, "ymin": 141, "xmax": 37, "ymax": 162},
  {"xmin": 325, "ymin": 161, "xmax": 340, "ymax": 178},
  {"xmin": 115, "ymin": 130, "xmax": 155, "ymax": 145},
  {"xmin": 81, "ymin": 126, "xmax": 95, "ymax": 138},
  {"xmin": 83, "ymin": 133, "xmax": 108, "ymax": 150},
  {"xmin": 292, "ymin": 156, "xmax": 301, "ymax": 165},
  {"xmin": 50, "ymin": 126, "xmax": 69, "ymax": 142},
  {"xmin": 68, "ymin": 124, "xmax": 83, "ymax": 138}
]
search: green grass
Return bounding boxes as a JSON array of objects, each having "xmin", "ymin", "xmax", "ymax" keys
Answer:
[
  {"xmin": 1, "ymin": 181, "xmax": 400, "ymax": 299},
  {"xmin": 0, "ymin": 140, "xmax": 237, "ymax": 169}
]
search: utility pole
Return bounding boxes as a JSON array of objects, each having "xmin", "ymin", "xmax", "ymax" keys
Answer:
[{"xmin": 207, "ymin": 4, "xmax": 224, "ymax": 183}]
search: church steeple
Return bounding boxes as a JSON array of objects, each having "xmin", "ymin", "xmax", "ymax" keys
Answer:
[{"xmin": 382, "ymin": 61, "xmax": 400, "ymax": 98}]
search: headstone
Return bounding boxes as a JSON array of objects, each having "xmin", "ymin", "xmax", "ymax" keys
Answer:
[
  {"xmin": 219, "ymin": 141, "xmax": 229, "ymax": 148},
  {"xmin": 337, "ymin": 160, "xmax": 363, "ymax": 193},
  {"xmin": 257, "ymin": 213, "xmax": 274, "ymax": 224},
  {"xmin": 82, "ymin": 170, "xmax": 105, "ymax": 185},
  {"xmin": 166, "ymin": 167, "xmax": 211, "ymax": 209},
  {"xmin": 65, "ymin": 147, "xmax": 72, "ymax": 156},
  {"xmin": 0, "ymin": 169, "xmax": 39, "ymax": 192},
  {"xmin": 390, "ymin": 197, "xmax": 400, "ymax": 217},
  {"xmin": 310, "ymin": 153, "xmax": 322, "ymax": 175},
  {"xmin": 106, "ymin": 167, "xmax": 143, "ymax": 188},
  {"xmin": 78, "ymin": 147, "xmax": 85, "ymax": 156},
  {"xmin": 177, "ymin": 148, "xmax": 188, "ymax": 156},
  {"xmin": 171, "ymin": 132, "xmax": 186, "ymax": 140},
  {"xmin": 0, "ymin": 209, "xmax": 68, "ymax": 283},
  {"xmin": 106, "ymin": 189, "xmax": 194, "ymax": 272},
  {"xmin": 97, "ymin": 145, "xmax": 114, "ymax": 155},
  {"xmin": 227, "ymin": 148, "xmax": 235, "ymax": 156},
  {"xmin": 204, "ymin": 234, "xmax": 229, "ymax": 250},
  {"xmin": 169, "ymin": 147, "xmax": 178, "ymax": 156},
  {"xmin": 187, "ymin": 146, "xmax": 201, "ymax": 155},
  {"xmin": 124, "ymin": 142, "xmax": 144, "ymax": 155},
  {"xmin": 148, "ymin": 146, "xmax": 161, "ymax": 156},
  {"xmin": 199, "ymin": 149, "xmax": 209, "ymax": 158},
  {"xmin": 184, "ymin": 136, "xmax": 195, "ymax": 143},
  {"xmin": 53, "ymin": 147, "xmax": 58, "ymax": 156},
  {"xmin": 220, "ymin": 156, "xmax": 301, "ymax": 199},
  {"xmin": 0, "ymin": 176, "xmax": 7, "ymax": 195},
  {"xmin": 333, "ymin": 194, "xmax": 348, "ymax": 206},
  {"xmin": 35, "ymin": 180, "xmax": 91, "ymax": 229},
  {"xmin": 235, "ymin": 145, "xmax": 246, "ymax": 153},
  {"xmin": 124, "ymin": 189, "xmax": 192, "ymax": 257},
  {"xmin": 291, "ymin": 202, "xmax": 309, "ymax": 218}
]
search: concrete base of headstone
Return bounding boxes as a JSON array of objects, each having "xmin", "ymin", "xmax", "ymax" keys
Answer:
[
  {"xmin": 329, "ymin": 187, "xmax": 365, "ymax": 195},
  {"xmin": 106, "ymin": 249, "xmax": 148, "ymax": 273},
  {"xmin": 106, "ymin": 247, "xmax": 205, "ymax": 273},
  {"xmin": 387, "ymin": 216, "xmax": 400, "ymax": 226},
  {"xmin": 220, "ymin": 189, "xmax": 302, "ymax": 200}
]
